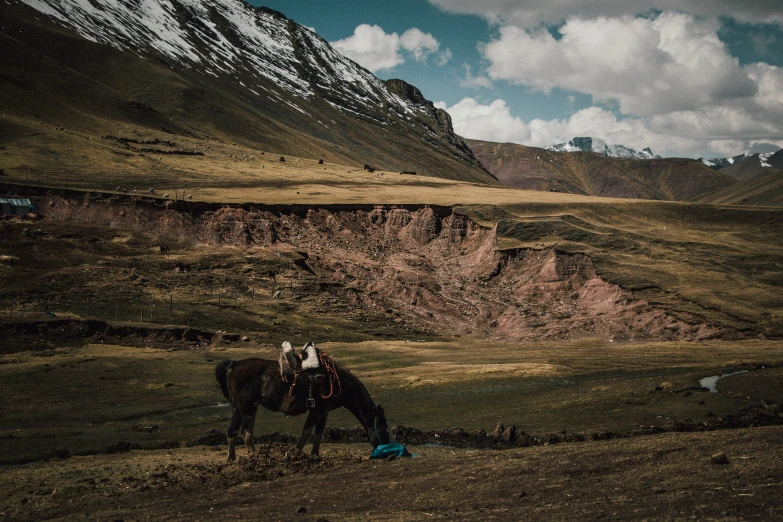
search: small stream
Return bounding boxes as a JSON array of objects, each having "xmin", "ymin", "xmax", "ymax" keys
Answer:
[{"xmin": 699, "ymin": 370, "xmax": 748, "ymax": 393}]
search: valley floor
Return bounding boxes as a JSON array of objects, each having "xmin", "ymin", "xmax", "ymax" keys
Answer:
[
  {"xmin": 1, "ymin": 337, "xmax": 783, "ymax": 520},
  {"xmin": 2, "ymin": 427, "xmax": 783, "ymax": 521}
]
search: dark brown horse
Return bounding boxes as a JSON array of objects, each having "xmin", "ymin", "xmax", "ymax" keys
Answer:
[{"xmin": 215, "ymin": 348, "xmax": 391, "ymax": 462}]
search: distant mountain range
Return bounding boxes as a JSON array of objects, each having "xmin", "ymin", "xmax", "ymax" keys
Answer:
[
  {"xmin": 699, "ymin": 150, "xmax": 783, "ymax": 178},
  {"xmin": 544, "ymin": 137, "xmax": 660, "ymax": 160},
  {"xmin": 468, "ymin": 139, "xmax": 782, "ymax": 205},
  {"xmin": 701, "ymin": 143, "xmax": 783, "ymax": 171},
  {"xmin": 1, "ymin": 0, "xmax": 495, "ymax": 183}
]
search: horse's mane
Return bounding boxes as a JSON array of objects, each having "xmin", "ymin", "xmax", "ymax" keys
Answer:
[{"xmin": 330, "ymin": 359, "xmax": 377, "ymax": 411}]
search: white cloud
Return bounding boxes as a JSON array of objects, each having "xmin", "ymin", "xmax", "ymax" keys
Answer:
[
  {"xmin": 745, "ymin": 62, "xmax": 783, "ymax": 118},
  {"xmin": 331, "ymin": 25, "xmax": 443, "ymax": 72},
  {"xmin": 459, "ymin": 64, "xmax": 493, "ymax": 89},
  {"xmin": 481, "ymin": 13, "xmax": 757, "ymax": 116},
  {"xmin": 331, "ymin": 24, "xmax": 403, "ymax": 71},
  {"xmin": 439, "ymin": 98, "xmax": 531, "ymax": 143},
  {"xmin": 440, "ymin": 99, "xmax": 783, "ymax": 157},
  {"xmin": 399, "ymin": 28, "xmax": 440, "ymax": 61},
  {"xmin": 437, "ymin": 47, "xmax": 453, "ymax": 66},
  {"xmin": 426, "ymin": 0, "xmax": 783, "ymax": 28}
]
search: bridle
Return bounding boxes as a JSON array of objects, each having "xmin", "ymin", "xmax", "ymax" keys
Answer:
[{"xmin": 372, "ymin": 410, "xmax": 391, "ymax": 446}]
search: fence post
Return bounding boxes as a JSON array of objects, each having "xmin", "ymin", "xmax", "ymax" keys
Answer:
[{"xmin": 169, "ymin": 294, "xmax": 173, "ymax": 314}]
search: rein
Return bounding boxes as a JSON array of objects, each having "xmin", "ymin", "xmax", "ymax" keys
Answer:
[
  {"xmin": 373, "ymin": 418, "xmax": 382, "ymax": 446},
  {"xmin": 317, "ymin": 350, "xmax": 342, "ymax": 399}
]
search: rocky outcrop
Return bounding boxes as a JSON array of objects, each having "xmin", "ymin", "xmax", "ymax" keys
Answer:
[
  {"xmin": 33, "ymin": 194, "xmax": 738, "ymax": 342},
  {"xmin": 384, "ymin": 78, "xmax": 480, "ymax": 161}
]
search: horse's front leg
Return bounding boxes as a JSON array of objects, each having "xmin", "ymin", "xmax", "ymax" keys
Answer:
[
  {"xmin": 310, "ymin": 412, "xmax": 329, "ymax": 456},
  {"xmin": 295, "ymin": 409, "xmax": 321, "ymax": 453}
]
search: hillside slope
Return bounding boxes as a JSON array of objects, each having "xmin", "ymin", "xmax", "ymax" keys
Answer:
[
  {"xmin": 467, "ymin": 139, "xmax": 736, "ymax": 201},
  {"xmin": 699, "ymin": 169, "xmax": 783, "ymax": 206},
  {"xmin": 0, "ymin": 0, "xmax": 495, "ymax": 186},
  {"xmin": 718, "ymin": 154, "xmax": 776, "ymax": 181}
]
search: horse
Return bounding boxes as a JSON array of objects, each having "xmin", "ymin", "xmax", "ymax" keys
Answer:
[{"xmin": 215, "ymin": 342, "xmax": 391, "ymax": 462}]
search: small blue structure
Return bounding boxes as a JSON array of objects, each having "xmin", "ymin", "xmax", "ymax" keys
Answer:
[
  {"xmin": 370, "ymin": 443, "xmax": 415, "ymax": 459},
  {"xmin": 0, "ymin": 198, "xmax": 34, "ymax": 215}
]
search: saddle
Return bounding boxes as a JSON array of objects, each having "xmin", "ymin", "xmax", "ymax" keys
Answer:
[{"xmin": 278, "ymin": 341, "xmax": 325, "ymax": 413}]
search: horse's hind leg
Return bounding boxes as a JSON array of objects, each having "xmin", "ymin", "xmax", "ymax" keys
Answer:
[
  {"xmin": 226, "ymin": 409, "xmax": 241, "ymax": 462},
  {"xmin": 241, "ymin": 408, "xmax": 258, "ymax": 455}
]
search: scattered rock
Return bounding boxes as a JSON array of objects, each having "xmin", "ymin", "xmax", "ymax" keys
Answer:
[
  {"xmin": 711, "ymin": 451, "xmax": 729, "ymax": 465},
  {"xmin": 296, "ymin": 506, "xmax": 307, "ymax": 514}
]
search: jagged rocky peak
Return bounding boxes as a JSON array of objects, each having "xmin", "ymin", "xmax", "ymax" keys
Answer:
[
  {"xmin": 569, "ymin": 137, "xmax": 601, "ymax": 152},
  {"xmin": 384, "ymin": 79, "xmax": 433, "ymax": 108},
  {"xmin": 700, "ymin": 145, "xmax": 782, "ymax": 170},
  {"xmin": 384, "ymin": 78, "xmax": 458, "ymax": 140},
  {"xmin": 545, "ymin": 136, "xmax": 659, "ymax": 159}
]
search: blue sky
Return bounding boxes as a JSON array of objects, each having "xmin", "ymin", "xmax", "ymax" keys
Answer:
[{"xmin": 250, "ymin": 1, "xmax": 783, "ymax": 158}]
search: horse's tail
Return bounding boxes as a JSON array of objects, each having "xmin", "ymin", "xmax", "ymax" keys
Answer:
[{"xmin": 215, "ymin": 359, "xmax": 234, "ymax": 401}]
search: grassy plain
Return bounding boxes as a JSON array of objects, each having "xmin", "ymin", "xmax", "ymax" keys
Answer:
[{"xmin": 2, "ymin": 338, "xmax": 782, "ymax": 465}]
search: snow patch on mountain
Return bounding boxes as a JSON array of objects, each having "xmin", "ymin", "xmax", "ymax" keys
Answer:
[
  {"xmin": 18, "ymin": 0, "xmax": 431, "ymax": 122},
  {"xmin": 544, "ymin": 137, "xmax": 659, "ymax": 159},
  {"xmin": 700, "ymin": 152, "xmax": 779, "ymax": 170}
]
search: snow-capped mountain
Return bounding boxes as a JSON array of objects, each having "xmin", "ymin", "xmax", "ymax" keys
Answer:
[
  {"xmin": 545, "ymin": 137, "xmax": 660, "ymax": 160},
  {"xmin": 698, "ymin": 149, "xmax": 783, "ymax": 182},
  {"xmin": 21, "ymin": 0, "xmax": 418, "ymax": 121},
  {"xmin": 701, "ymin": 152, "xmax": 777, "ymax": 169},
  {"xmin": 6, "ymin": 0, "xmax": 491, "ymax": 182}
]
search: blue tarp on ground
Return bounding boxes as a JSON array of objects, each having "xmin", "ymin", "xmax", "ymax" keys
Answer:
[{"xmin": 370, "ymin": 443, "xmax": 415, "ymax": 459}]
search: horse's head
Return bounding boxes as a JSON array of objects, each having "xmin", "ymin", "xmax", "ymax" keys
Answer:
[{"xmin": 369, "ymin": 404, "xmax": 392, "ymax": 447}]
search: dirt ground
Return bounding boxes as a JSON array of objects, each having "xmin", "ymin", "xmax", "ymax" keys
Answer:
[{"xmin": 2, "ymin": 427, "xmax": 782, "ymax": 521}]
